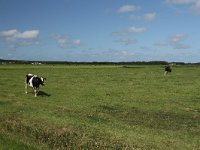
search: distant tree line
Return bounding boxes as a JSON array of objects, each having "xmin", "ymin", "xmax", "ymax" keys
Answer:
[{"xmin": 0, "ymin": 59, "xmax": 199, "ymax": 65}]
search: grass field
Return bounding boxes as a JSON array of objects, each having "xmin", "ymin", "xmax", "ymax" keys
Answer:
[{"xmin": 0, "ymin": 64, "xmax": 199, "ymax": 149}]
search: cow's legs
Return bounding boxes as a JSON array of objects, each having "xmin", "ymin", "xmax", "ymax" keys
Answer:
[
  {"xmin": 34, "ymin": 89, "xmax": 37, "ymax": 97},
  {"xmin": 33, "ymin": 87, "xmax": 39, "ymax": 97},
  {"xmin": 25, "ymin": 77, "xmax": 28, "ymax": 94},
  {"xmin": 25, "ymin": 83, "xmax": 28, "ymax": 94},
  {"xmin": 33, "ymin": 87, "xmax": 37, "ymax": 97}
]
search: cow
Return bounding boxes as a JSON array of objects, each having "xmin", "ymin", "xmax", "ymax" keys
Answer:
[
  {"xmin": 164, "ymin": 65, "xmax": 172, "ymax": 75},
  {"xmin": 25, "ymin": 73, "xmax": 46, "ymax": 97}
]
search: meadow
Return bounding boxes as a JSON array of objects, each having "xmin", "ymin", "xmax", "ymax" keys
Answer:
[{"xmin": 0, "ymin": 64, "xmax": 199, "ymax": 149}]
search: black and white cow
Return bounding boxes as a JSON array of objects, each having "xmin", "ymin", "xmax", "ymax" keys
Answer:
[
  {"xmin": 164, "ymin": 66, "xmax": 172, "ymax": 75},
  {"xmin": 25, "ymin": 73, "xmax": 46, "ymax": 97}
]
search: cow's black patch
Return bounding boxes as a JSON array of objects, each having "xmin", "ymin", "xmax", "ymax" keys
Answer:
[
  {"xmin": 165, "ymin": 66, "xmax": 172, "ymax": 73},
  {"xmin": 32, "ymin": 77, "xmax": 44, "ymax": 88}
]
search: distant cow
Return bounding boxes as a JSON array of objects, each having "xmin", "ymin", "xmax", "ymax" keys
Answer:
[
  {"xmin": 25, "ymin": 73, "xmax": 46, "ymax": 97},
  {"xmin": 164, "ymin": 66, "xmax": 172, "ymax": 75}
]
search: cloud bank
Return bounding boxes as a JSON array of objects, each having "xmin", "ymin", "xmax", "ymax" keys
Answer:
[
  {"xmin": 129, "ymin": 12, "xmax": 157, "ymax": 21},
  {"xmin": 0, "ymin": 29, "xmax": 39, "ymax": 40},
  {"xmin": 52, "ymin": 34, "xmax": 81, "ymax": 48},
  {"xmin": 165, "ymin": 0, "xmax": 200, "ymax": 14},
  {"xmin": 156, "ymin": 33, "xmax": 191, "ymax": 49},
  {"xmin": 0, "ymin": 29, "xmax": 40, "ymax": 49}
]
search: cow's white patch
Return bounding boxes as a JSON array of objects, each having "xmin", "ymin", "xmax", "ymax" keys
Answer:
[
  {"xmin": 40, "ymin": 77, "xmax": 44, "ymax": 82},
  {"xmin": 28, "ymin": 77, "xmax": 34, "ymax": 87}
]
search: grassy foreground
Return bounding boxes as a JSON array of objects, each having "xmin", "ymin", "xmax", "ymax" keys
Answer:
[{"xmin": 0, "ymin": 64, "xmax": 199, "ymax": 149}]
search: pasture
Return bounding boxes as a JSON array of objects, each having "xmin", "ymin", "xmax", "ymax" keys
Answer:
[{"xmin": 0, "ymin": 64, "xmax": 199, "ymax": 149}]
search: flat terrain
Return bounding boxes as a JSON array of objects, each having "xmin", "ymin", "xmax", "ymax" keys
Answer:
[{"xmin": 0, "ymin": 64, "xmax": 199, "ymax": 149}]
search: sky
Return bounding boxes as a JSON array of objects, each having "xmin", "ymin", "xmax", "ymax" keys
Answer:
[{"xmin": 0, "ymin": 0, "xmax": 200, "ymax": 62}]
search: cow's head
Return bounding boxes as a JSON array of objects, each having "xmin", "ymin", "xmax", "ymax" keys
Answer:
[{"xmin": 40, "ymin": 77, "xmax": 46, "ymax": 85}]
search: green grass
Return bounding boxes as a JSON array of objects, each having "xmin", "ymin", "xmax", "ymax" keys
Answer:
[
  {"xmin": 0, "ymin": 64, "xmax": 199, "ymax": 149},
  {"xmin": 0, "ymin": 133, "xmax": 39, "ymax": 150}
]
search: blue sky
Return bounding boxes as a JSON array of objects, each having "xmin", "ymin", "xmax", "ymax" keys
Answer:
[{"xmin": 0, "ymin": 0, "xmax": 200, "ymax": 62}]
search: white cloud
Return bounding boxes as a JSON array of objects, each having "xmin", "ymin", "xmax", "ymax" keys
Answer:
[
  {"xmin": 117, "ymin": 5, "xmax": 140, "ymax": 13},
  {"xmin": 15, "ymin": 30, "xmax": 39, "ymax": 39},
  {"xmin": 0, "ymin": 29, "xmax": 39, "ymax": 40},
  {"xmin": 52, "ymin": 34, "xmax": 81, "ymax": 48},
  {"xmin": 143, "ymin": 13, "xmax": 157, "ymax": 21},
  {"xmin": 129, "ymin": 12, "xmax": 157, "ymax": 21},
  {"xmin": 0, "ymin": 29, "xmax": 18, "ymax": 37},
  {"xmin": 115, "ymin": 38, "xmax": 138, "ymax": 45},
  {"xmin": 165, "ymin": 0, "xmax": 196, "ymax": 4},
  {"xmin": 170, "ymin": 34, "xmax": 185, "ymax": 42},
  {"xmin": 165, "ymin": 0, "xmax": 200, "ymax": 14},
  {"xmin": 156, "ymin": 33, "xmax": 190, "ymax": 49},
  {"xmin": 73, "ymin": 39, "xmax": 81, "ymax": 45},
  {"xmin": 190, "ymin": 0, "xmax": 200, "ymax": 14},
  {"xmin": 113, "ymin": 26, "xmax": 146, "ymax": 36},
  {"xmin": 0, "ymin": 29, "xmax": 40, "ymax": 49},
  {"xmin": 127, "ymin": 26, "xmax": 146, "ymax": 33}
]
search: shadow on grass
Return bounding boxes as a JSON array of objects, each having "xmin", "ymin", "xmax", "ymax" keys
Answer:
[{"xmin": 37, "ymin": 91, "xmax": 51, "ymax": 97}]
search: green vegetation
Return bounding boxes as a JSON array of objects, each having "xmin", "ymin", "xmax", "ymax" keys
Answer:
[{"xmin": 0, "ymin": 64, "xmax": 199, "ymax": 149}]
